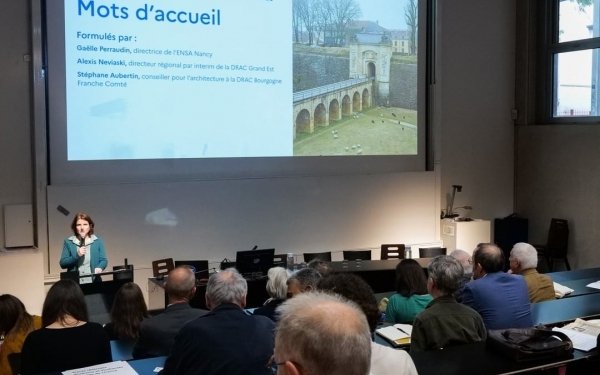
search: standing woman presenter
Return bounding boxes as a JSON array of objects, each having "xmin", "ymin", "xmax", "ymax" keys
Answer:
[{"xmin": 59, "ymin": 212, "xmax": 108, "ymax": 283}]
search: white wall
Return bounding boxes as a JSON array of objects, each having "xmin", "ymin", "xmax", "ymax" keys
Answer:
[
  {"xmin": 0, "ymin": 0, "xmax": 518, "ymax": 314},
  {"xmin": 436, "ymin": 0, "xmax": 516, "ymax": 222}
]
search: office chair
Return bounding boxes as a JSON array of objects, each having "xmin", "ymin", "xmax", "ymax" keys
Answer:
[
  {"xmin": 419, "ymin": 247, "xmax": 447, "ymax": 258},
  {"xmin": 110, "ymin": 339, "xmax": 135, "ymax": 361},
  {"xmin": 343, "ymin": 250, "xmax": 372, "ymax": 261},
  {"xmin": 113, "ymin": 264, "xmax": 134, "ymax": 282},
  {"xmin": 152, "ymin": 258, "xmax": 174, "ymax": 278},
  {"xmin": 273, "ymin": 254, "xmax": 287, "ymax": 268},
  {"xmin": 303, "ymin": 251, "xmax": 332, "ymax": 263},
  {"xmin": 535, "ymin": 218, "xmax": 570, "ymax": 271},
  {"xmin": 380, "ymin": 244, "xmax": 405, "ymax": 260}
]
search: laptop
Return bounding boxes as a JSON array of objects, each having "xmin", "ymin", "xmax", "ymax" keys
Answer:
[
  {"xmin": 235, "ymin": 248, "xmax": 275, "ymax": 280},
  {"xmin": 174, "ymin": 260, "xmax": 210, "ymax": 280}
]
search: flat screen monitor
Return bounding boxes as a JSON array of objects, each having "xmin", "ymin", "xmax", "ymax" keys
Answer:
[
  {"xmin": 235, "ymin": 248, "xmax": 275, "ymax": 280},
  {"xmin": 174, "ymin": 260, "xmax": 210, "ymax": 280}
]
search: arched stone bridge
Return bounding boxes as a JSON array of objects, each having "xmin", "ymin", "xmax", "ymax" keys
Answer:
[{"xmin": 293, "ymin": 77, "xmax": 373, "ymax": 139}]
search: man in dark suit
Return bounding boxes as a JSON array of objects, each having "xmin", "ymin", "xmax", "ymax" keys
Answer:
[
  {"xmin": 462, "ymin": 243, "xmax": 533, "ymax": 330},
  {"xmin": 161, "ymin": 268, "xmax": 275, "ymax": 375},
  {"xmin": 132, "ymin": 266, "xmax": 207, "ymax": 359}
]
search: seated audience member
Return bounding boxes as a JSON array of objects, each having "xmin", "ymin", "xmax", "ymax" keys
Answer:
[
  {"xmin": 104, "ymin": 282, "xmax": 149, "ymax": 341},
  {"xmin": 509, "ymin": 242, "xmax": 555, "ymax": 303},
  {"xmin": 20, "ymin": 280, "xmax": 111, "ymax": 374},
  {"xmin": 307, "ymin": 258, "xmax": 333, "ymax": 276},
  {"xmin": 317, "ymin": 273, "xmax": 417, "ymax": 375},
  {"xmin": 161, "ymin": 268, "xmax": 275, "ymax": 375},
  {"xmin": 133, "ymin": 266, "xmax": 207, "ymax": 359},
  {"xmin": 449, "ymin": 249, "xmax": 473, "ymax": 302},
  {"xmin": 411, "ymin": 256, "xmax": 487, "ymax": 352},
  {"xmin": 0, "ymin": 295, "xmax": 42, "ymax": 375},
  {"xmin": 462, "ymin": 243, "xmax": 533, "ymax": 329},
  {"xmin": 253, "ymin": 266, "xmax": 288, "ymax": 321},
  {"xmin": 286, "ymin": 267, "xmax": 322, "ymax": 298},
  {"xmin": 274, "ymin": 292, "xmax": 371, "ymax": 375},
  {"xmin": 385, "ymin": 259, "xmax": 432, "ymax": 324}
]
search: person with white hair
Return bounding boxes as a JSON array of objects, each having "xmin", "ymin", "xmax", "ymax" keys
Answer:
[
  {"xmin": 449, "ymin": 249, "xmax": 473, "ymax": 302},
  {"xmin": 273, "ymin": 292, "xmax": 372, "ymax": 375},
  {"xmin": 509, "ymin": 242, "xmax": 555, "ymax": 302},
  {"xmin": 253, "ymin": 266, "xmax": 289, "ymax": 321},
  {"xmin": 161, "ymin": 269, "xmax": 275, "ymax": 375}
]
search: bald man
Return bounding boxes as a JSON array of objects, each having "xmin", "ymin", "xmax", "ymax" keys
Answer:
[
  {"xmin": 273, "ymin": 292, "xmax": 372, "ymax": 375},
  {"xmin": 462, "ymin": 243, "xmax": 532, "ymax": 330},
  {"xmin": 133, "ymin": 266, "xmax": 207, "ymax": 359}
]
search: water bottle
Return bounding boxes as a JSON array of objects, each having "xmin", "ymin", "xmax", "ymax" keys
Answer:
[{"xmin": 404, "ymin": 246, "xmax": 412, "ymax": 259}]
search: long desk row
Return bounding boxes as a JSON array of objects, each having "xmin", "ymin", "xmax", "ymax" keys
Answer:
[{"xmin": 149, "ymin": 258, "xmax": 432, "ymax": 309}]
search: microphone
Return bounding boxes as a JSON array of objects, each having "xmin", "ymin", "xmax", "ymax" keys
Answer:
[
  {"xmin": 79, "ymin": 234, "xmax": 86, "ymax": 247},
  {"xmin": 251, "ymin": 245, "xmax": 258, "ymax": 250}
]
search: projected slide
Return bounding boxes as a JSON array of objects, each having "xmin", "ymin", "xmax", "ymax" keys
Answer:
[
  {"xmin": 64, "ymin": 0, "xmax": 418, "ymax": 161},
  {"xmin": 66, "ymin": 0, "xmax": 291, "ymax": 160}
]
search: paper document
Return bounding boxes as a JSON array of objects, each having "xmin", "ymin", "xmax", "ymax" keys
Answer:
[
  {"xmin": 553, "ymin": 282, "xmax": 574, "ymax": 298},
  {"xmin": 376, "ymin": 325, "xmax": 411, "ymax": 347},
  {"xmin": 393, "ymin": 323, "xmax": 413, "ymax": 336},
  {"xmin": 586, "ymin": 281, "xmax": 600, "ymax": 290},
  {"xmin": 62, "ymin": 361, "xmax": 138, "ymax": 375},
  {"xmin": 552, "ymin": 318, "xmax": 600, "ymax": 351}
]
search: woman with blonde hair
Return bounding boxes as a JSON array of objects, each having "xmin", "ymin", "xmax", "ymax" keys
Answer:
[{"xmin": 0, "ymin": 295, "xmax": 42, "ymax": 375}]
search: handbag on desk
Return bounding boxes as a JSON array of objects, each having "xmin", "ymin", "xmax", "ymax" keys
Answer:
[{"xmin": 487, "ymin": 328, "xmax": 573, "ymax": 362}]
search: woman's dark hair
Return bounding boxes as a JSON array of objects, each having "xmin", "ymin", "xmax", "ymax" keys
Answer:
[
  {"xmin": 70, "ymin": 212, "xmax": 95, "ymax": 236},
  {"xmin": 395, "ymin": 259, "xmax": 428, "ymax": 297},
  {"xmin": 42, "ymin": 279, "xmax": 89, "ymax": 327},
  {"xmin": 0, "ymin": 294, "xmax": 33, "ymax": 336},
  {"xmin": 109, "ymin": 282, "xmax": 149, "ymax": 340},
  {"xmin": 317, "ymin": 273, "xmax": 380, "ymax": 332}
]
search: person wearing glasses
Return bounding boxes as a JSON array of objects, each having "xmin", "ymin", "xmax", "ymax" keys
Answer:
[
  {"xmin": 273, "ymin": 292, "xmax": 371, "ymax": 375},
  {"xmin": 508, "ymin": 242, "xmax": 555, "ymax": 302},
  {"xmin": 411, "ymin": 256, "xmax": 486, "ymax": 352},
  {"xmin": 449, "ymin": 249, "xmax": 473, "ymax": 302},
  {"xmin": 462, "ymin": 243, "xmax": 532, "ymax": 330}
]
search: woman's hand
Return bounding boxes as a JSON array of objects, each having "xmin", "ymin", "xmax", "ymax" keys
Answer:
[
  {"xmin": 77, "ymin": 246, "xmax": 86, "ymax": 257},
  {"xmin": 94, "ymin": 267, "xmax": 103, "ymax": 274}
]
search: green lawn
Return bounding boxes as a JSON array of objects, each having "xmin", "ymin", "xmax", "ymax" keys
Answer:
[{"xmin": 294, "ymin": 107, "xmax": 417, "ymax": 156}]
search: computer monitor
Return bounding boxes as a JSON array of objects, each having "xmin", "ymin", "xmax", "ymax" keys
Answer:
[
  {"xmin": 174, "ymin": 260, "xmax": 210, "ymax": 280},
  {"xmin": 235, "ymin": 249, "xmax": 275, "ymax": 280}
]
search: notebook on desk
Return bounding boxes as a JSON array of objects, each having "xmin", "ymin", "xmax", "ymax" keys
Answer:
[
  {"xmin": 376, "ymin": 324, "xmax": 412, "ymax": 347},
  {"xmin": 235, "ymin": 248, "xmax": 275, "ymax": 280}
]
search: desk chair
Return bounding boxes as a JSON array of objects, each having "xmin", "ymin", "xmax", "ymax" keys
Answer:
[
  {"xmin": 380, "ymin": 244, "xmax": 405, "ymax": 260},
  {"xmin": 152, "ymin": 258, "xmax": 174, "ymax": 278},
  {"xmin": 418, "ymin": 247, "xmax": 447, "ymax": 258},
  {"xmin": 273, "ymin": 254, "xmax": 287, "ymax": 268},
  {"xmin": 535, "ymin": 218, "xmax": 570, "ymax": 271},
  {"xmin": 111, "ymin": 339, "xmax": 135, "ymax": 361},
  {"xmin": 113, "ymin": 264, "xmax": 134, "ymax": 282},
  {"xmin": 303, "ymin": 251, "xmax": 332, "ymax": 263},
  {"xmin": 343, "ymin": 250, "xmax": 372, "ymax": 261}
]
